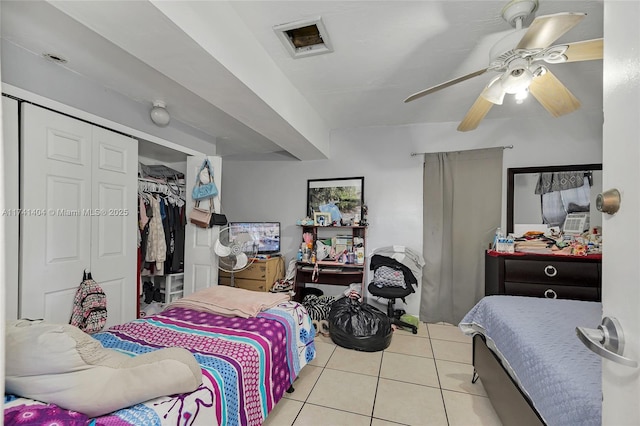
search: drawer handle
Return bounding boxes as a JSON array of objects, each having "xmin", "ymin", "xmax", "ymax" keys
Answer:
[
  {"xmin": 544, "ymin": 289, "xmax": 557, "ymax": 299},
  {"xmin": 544, "ymin": 265, "xmax": 558, "ymax": 277}
]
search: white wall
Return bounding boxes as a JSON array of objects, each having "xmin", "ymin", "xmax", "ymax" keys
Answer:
[{"xmin": 222, "ymin": 111, "xmax": 603, "ymax": 316}]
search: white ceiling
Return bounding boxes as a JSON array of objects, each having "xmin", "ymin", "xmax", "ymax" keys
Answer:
[{"xmin": 1, "ymin": 0, "xmax": 604, "ymax": 160}]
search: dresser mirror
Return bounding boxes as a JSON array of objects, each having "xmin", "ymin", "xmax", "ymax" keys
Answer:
[{"xmin": 507, "ymin": 164, "xmax": 603, "ymax": 235}]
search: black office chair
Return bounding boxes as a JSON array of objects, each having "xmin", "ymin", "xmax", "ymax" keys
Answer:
[{"xmin": 368, "ymin": 282, "xmax": 418, "ymax": 334}]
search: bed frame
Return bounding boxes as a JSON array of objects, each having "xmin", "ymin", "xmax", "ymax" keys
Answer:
[{"xmin": 472, "ymin": 334, "xmax": 545, "ymax": 426}]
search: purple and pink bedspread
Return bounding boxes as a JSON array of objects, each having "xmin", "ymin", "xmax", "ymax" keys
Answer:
[{"xmin": 5, "ymin": 301, "xmax": 316, "ymax": 426}]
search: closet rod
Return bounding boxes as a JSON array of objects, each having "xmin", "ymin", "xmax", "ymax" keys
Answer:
[
  {"xmin": 410, "ymin": 145, "xmax": 513, "ymax": 157},
  {"xmin": 138, "ymin": 179, "xmax": 185, "ymax": 199},
  {"xmin": 138, "ymin": 177, "xmax": 185, "ymax": 187}
]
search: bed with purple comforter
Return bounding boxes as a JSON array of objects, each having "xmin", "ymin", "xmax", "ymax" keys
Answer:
[{"xmin": 5, "ymin": 300, "xmax": 315, "ymax": 426}]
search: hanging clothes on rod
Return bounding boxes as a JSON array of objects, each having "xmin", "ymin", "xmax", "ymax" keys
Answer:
[{"xmin": 137, "ymin": 176, "xmax": 186, "ymax": 277}]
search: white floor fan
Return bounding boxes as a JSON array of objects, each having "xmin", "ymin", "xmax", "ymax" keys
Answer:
[{"xmin": 213, "ymin": 225, "xmax": 260, "ymax": 286}]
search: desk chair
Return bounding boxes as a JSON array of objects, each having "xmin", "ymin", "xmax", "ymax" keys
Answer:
[{"xmin": 367, "ymin": 282, "xmax": 418, "ymax": 334}]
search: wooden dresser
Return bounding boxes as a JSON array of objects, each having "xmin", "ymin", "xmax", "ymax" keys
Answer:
[
  {"xmin": 485, "ymin": 250, "xmax": 602, "ymax": 301},
  {"xmin": 219, "ymin": 257, "xmax": 284, "ymax": 292}
]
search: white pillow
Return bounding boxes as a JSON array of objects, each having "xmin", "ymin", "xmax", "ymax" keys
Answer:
[{"xmin": 6, "ymin": 320, "xmax": 202, "ymax": 417}]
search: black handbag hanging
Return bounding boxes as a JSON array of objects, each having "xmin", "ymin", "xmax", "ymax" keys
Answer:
[
  {"xmin": 210, "ymin": 212, "xmax": 228, "ymax": 227},
  {"xmin": 209, "ymin": 201, "xmax": 228, "ymax": 227}
]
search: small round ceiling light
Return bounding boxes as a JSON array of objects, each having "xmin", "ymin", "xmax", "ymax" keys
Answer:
[{"xmin": 150, "ymin": 101, "xmax": 170, "ymax": 127}]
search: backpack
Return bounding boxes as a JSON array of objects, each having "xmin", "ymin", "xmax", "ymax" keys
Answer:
[{"xmin": 69, "ymin": 274, "xmax": 107, "ymax": 334}]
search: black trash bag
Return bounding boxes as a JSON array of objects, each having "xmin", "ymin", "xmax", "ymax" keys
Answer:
[{"xmin": 328, "ymin": 296, "xmax": 392, "ymax": 352}]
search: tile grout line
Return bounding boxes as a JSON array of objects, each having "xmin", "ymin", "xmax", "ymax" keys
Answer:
[
  {"xmin": 368, "ymin": 350, "xmax": 385, "ymax": 426},
  {"xmin": 429, "ymin": 333, "xmax": 452, "ymax": 426},
  {"xmin": 290, "ymin": 343, "xmax": 335, "ymax": 426},
  {"xmin": 285, "ymin": 324, "xmax": 478, "ymax": 426}
]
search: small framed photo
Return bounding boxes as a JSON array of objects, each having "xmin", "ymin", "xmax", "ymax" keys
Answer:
[{"xmin": 313, "ymin": 212, "xmax": 332, "ymax": 227}]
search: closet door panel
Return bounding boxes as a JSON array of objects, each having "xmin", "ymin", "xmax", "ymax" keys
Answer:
[
  {"xmin": 20, "ymin": 104, "xmax": 92, "ymax": 322},
  {"xmin": 183, "ymin": 155, "xmax": 221, "ymax": 296},
  {"xmin": 98, "ymin": 277, "xmax": 127, "ymax": 327},
  {"xmin": 91, "ymin": 126, "xmax": 137, "ymax": 327},
  {"xmin": 45, "ymin": 176, "xmax": 85, "ymax": 261},
  {"xmin": 4, "ymin": 97, "xmax": 19, "ymax": 320}
]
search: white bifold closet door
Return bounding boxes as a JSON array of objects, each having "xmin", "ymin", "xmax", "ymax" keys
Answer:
[
  {"xmin": 183, "ymin": 155, "xmax": 221, "ymax": 296},
  {"xmin": 20, "ymin": 104, "xmax": 137, "ymax": 327},
  {"xmin": 3, "ymin": 96, "xmax": 19, "ymax": 320}
]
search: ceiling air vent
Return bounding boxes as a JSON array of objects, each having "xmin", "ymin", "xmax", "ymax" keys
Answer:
[{"xmin": 273, "ymin": 17, "xmax": 333, "ymax": 59}]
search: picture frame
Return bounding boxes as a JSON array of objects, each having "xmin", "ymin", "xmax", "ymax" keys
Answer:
[
  {"xmin": 307, "ymin": 177, "xmax": 364, "ymax": 225},
  {"xmin": 313, "ymin": 212, "xmax": 332, "ymax": 227}
]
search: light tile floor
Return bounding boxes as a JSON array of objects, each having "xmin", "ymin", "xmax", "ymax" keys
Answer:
[{"xmin": 264, "ymin": 323, "xmax": 503, "ymax": 426}]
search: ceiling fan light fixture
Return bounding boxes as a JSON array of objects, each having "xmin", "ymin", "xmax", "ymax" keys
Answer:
[
  {"xmin": 482, "ymin": 76, "xmax": 506, "ymax": 105},
  {"xmin": 501, "ymin": 59, "xmax": 533, "ymax": 94},
  {"xmin": 514, "ymin": 88, "xmax": 529, "ymax": 104},
  {"xmin": 532, "ymin": 65, "xmax": 547, "ymax": 78}
]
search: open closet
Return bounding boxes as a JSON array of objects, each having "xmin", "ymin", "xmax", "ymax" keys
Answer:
[
  {"xmin": 137, "ymin": 158, "xmax": 187, "ymax": 316},
  {"xmin": 4, "ymin": 92, "xmax": 221, "ymax": 327}
]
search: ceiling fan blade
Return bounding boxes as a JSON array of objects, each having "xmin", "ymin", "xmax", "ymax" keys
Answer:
[
  {"xmin": 457, "ymin": 92, "xmax": 494, "ymax": 132},
  {"xmin": 528, "ymin": 70, "xmax": 581, "ymax": 118},
  {"xmin": 516, "ymin": 12, "xmax": 586, "ymax": 50},
  {"xmin": 564, "ymin": 38, "xmax": 603, "ymax": 62},
  {"xmin": 404, "ymin": 69, "xmax": 488, "ymax": 103}
]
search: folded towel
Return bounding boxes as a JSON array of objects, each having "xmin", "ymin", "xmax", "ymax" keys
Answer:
[{"xmin": 168, "ymin": 285, "xmax": 290, "ymax": 318}]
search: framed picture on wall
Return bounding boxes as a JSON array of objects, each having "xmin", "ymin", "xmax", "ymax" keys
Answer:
[{"xmin": 307, "ymin": 177, "xmax": 364, "ymax": 225}]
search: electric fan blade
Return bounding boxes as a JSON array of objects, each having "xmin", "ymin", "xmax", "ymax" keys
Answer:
[
  {"xmin": 236, "ymin": 232, "xmax": 253, "ymax": 244},
  {"xmin": 516, "ymin": 12, "xmax": 586, "ymax": 50},
  {"xmin": 528, "ymin": 70, "xmax": 581, "ymax": 118},
  {"xmin": 214, "ymin": 239, "xmax": 232, "ymax": 257},
  {"xmin": 404, "ymin": 68, "xmax": 488, "ymax": 103},
  {"xmin": 234, "ymin": 252, "xmax": 248, "ymax": 270},
  {"xmin": 563, "ymin": 38, "xmax": 603, "ymax": 62},
  {"xmin": 457, "ymin": 91, "xmax": 494, "ymax": 132}
]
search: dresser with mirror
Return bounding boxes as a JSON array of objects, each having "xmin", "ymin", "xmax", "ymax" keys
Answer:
[{"xmin": 486, "ymin": 163, "xmax": 603, "ymax": 301}]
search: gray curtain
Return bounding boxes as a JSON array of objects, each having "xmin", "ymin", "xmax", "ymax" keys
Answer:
[{"xmin": 420, "ymin": 147, "xmax": 503, "ymax": 324}]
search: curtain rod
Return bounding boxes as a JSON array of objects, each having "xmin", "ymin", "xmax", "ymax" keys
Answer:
[{"xmin": 410, "ymin": 145, "xmax": 513, "ymax": 157}]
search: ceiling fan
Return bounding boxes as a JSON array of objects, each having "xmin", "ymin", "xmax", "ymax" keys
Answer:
[{"xmin": 404, "ymin": 0, "xmax": 603, "ymax": 132}]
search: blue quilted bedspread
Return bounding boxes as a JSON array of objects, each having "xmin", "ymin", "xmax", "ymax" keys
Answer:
[{"xmin": 459, "ymin": 296, "xmax": 602, "ymax": 426}]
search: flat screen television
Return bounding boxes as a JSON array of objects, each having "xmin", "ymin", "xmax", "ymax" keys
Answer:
[{"xmin": 229, "ymin": 222, "xmax": 281, "ymax": 254}]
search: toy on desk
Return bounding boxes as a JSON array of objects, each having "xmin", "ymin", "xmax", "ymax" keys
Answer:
[
  {"xmin": 303, "ymin": 232, "xmax": 313, "ymax": 250},
  {"xmin": 296, "ymin": 217, "xmax": 315, "ymax": 226},
  {"xmin": 359, "ymin": 205, "xmax": 369, "ymax": 227},
  {"xmin": 571, "ymin": 242, "xmax": 588, "ymax": 256}
]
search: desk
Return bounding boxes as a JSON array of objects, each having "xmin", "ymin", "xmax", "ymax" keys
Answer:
[
  {"xmin": 293, "ymin": 261, "xmax": 365, "ymax": 301},
  {"xmin": 294, "ymin": 225, "xmax": 367, "ymax": 301}
]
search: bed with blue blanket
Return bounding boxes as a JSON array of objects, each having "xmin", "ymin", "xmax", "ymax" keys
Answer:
[
  {"xmin": 5, "ymin": 300, "xmax": 315, "ymax": 426},
  {"xmin": 459, "ymin": 295, "xmax": 602, "ymax": 426}
]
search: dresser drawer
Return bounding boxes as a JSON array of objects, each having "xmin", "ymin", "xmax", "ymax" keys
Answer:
[
  {"xmin": 220, "ymin": 262, "xmax": 267, "ymax": 280},
  {"xmin": 219, "ymin": 277, "xmax": 268, "ymax": 292},
  {"xmin": 504, "ymin": 259, "xmax": 599, "ymax": 287},
  {"xmin": 504, "ymin": 282, "xmax": 600, "ymax": 302}
]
